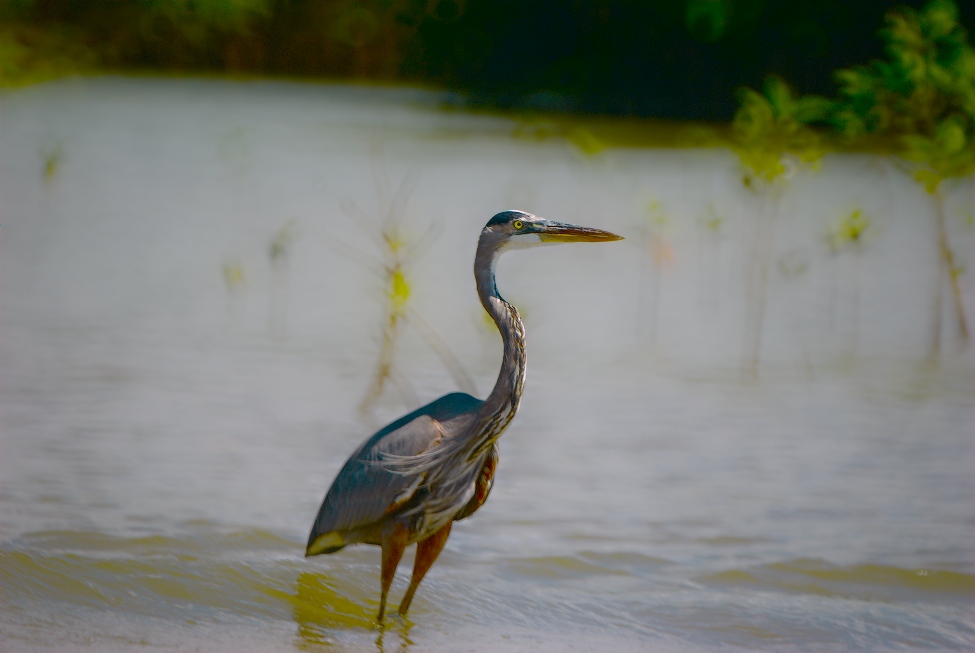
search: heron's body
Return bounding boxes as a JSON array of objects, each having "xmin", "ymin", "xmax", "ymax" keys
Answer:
[
  {"xmin": 306, "ymin": 211, "xmax": 620, "ymax": 621},
  {"xmin": 306, "ymin": 392, "xmax": 496, "ymax": 553}
]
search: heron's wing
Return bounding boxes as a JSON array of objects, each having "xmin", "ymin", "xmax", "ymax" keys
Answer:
[{"xmin": 306, "ymin": 415, "xmax": 441, "ymax": 554}]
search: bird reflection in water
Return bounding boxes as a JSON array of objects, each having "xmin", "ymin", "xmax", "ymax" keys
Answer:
[{"xmin": 291, "ymin": 571, "xmax": 412, "ymax": 651}]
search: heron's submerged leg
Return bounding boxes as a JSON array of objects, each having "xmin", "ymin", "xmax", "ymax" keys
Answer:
[
  {"xmin": 398, "ymin": 521, "xmax": 452, "ymax": 616},
  {"xmin": 378, "ymin": 522, "xmax": 409, "ymax": 622}
]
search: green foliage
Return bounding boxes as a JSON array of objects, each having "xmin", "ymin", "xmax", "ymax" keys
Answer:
[
  {"xmin": 826, "ymin": 208, "xmax": 872, "ymax": 254},
  {"xmin": 904, "ymin": 113, "xmax": 973, "ymax": 191},
  {"xmin": 732, "ymin": 76, "xmax": 832, "ymax": 184},
  {"xmin": 376, "ymin": 223, "xmax": 414, "ymax": 314},
  {"xmin": 139, "ymin": 0, "xmax": 270, "ymax": 40},
  {"xmin": 833, "ymin": 0, "xmax": 974, "ymax": 191},
  {"xmin": 0, "ymin": 24, "xmax": 99, "ymax": 88},
  {"xmin": 565, "ymin": 126, "xmax": 606, "ymax": 156},
  {"xmin": 685, "ymin": 0, "xmax": 730, "ymax": 43}
]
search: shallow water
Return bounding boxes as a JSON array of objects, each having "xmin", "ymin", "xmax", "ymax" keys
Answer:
[{"xmin": 1, "ymin": 78, "xmax": 974, "ymax": 652}]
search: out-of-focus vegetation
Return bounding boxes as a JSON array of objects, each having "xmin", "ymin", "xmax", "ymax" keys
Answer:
[
  {"xmin": 221, "ymin": 258, "xmax": 246, "ymax": 321},
  {"xmin": 39, "ymin": 139, "xmax": 63, "ymax": 185},
  {"xmin": 3, "ymin": 0, "xmax": 972, "ymax": 376},
  {"xmin": 268, "ymin": 219, "xmax": 298, "ymax": 338},
  {"xmin": 733, "ymin": 76, "xmax": 831, "ymax": 185},
  {"xmin": 634, "ymin": 199, "xmax": 675, "ymax": 347},
  {"xmin": 832, "ymin": 0, "xmax": 973, "ymax": 353},
  {"xmin": 2, "ymin": 0, "xmax": 971, "ymax": 121},
  {"xmin": 730, "ymin": 76, "xmax": 831, "ymax": 375},
  {"xmin": 826, "ymin": 208, "xmax": 874, "ymax": 356},
  {"xmin": 833, "ymin": 0, "xmax": 974, "ymax": 184},
  {"xmin": 0, "ymin": 20, "xmax": 98, "ymax": 87},
  {"xmin": 703, "ymin": 0, "xmax": 973, "ymax": 371},
  {"xmin": 335, "ymin": 152, "xmax": 476, "ymax": 416},
  {"xmin": 335, "ymin": 163, "xmax": 423, "ymax": 414}
]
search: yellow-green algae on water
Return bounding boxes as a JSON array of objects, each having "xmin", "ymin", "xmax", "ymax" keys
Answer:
[{"xmin": 699, "ymin": 559, "xmax": 975, "ymax": 602}]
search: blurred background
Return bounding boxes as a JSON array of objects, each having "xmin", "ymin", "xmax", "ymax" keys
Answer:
[
  {"xmin": 1, "ymin": 1, "xmax": 974, "ymax": 652},
  {"xmin": 1, "ymin": 0, "xmax": 973, "ymax": 119}
]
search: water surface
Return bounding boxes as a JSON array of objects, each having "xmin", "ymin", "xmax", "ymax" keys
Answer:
[{"xmin": 2, "ymin": 78, "xmax": 973, "ymax": 652}]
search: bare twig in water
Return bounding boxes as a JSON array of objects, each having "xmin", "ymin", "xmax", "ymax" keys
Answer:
[
  {"xmin": 825, "ymin": 207, "xmax": 874, "ymax": 359},
  {"xmin": 634, "ymin": 198, "xmax": 674, "ymax": 348},
  {"xmin": 697, "ymin": 202, "xmax": 726, "ymax": 313},
  {"xmin": 222, "ymin": 257, "xmax": 246, "ymax": 323},
  {"xmin": 406, "ymin": 308, "xmax": 477, "ymax": 396},
  {"xmin": 340, "ymin": 144, "xmax": 475, "ymax": 415},
  {"xmin": 40, "ymin": 141, "xmax": 64, "ymax": 186},
  {"xmin": 268, "ymin": 219, "xmax": 298, "ymax": 338}
]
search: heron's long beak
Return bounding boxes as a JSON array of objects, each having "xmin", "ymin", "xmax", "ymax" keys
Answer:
[{"xmin": 538, "ymin": 222, "xmax": 623, "ymax": 243}]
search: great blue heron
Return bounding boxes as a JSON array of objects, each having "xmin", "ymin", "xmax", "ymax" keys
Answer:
[{"xmin": 306, "ymin": 210, "xmax": 622, "ymax": 621}]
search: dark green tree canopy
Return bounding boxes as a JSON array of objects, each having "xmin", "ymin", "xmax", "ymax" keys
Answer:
[
  {"xmin": 833, "ymin": 0, "xmax": 974, "ymax": 187},
  {"xmin": 4, "ymin": 0, "xmax": 972, "ymax": 121}
]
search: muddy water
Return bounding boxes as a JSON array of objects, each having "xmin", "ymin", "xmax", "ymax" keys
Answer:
[{"xmin": 1, "ymin": 78, "xmax": 973, "ymax": 652}]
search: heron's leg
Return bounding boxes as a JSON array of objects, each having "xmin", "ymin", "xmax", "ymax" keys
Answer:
[
  {"xmin": 378, "ymin": 522, "xmax": 409, "ymax": 622},
  {"xmin": 398, "ymin": 521, "xmax": 452, "ymax": 616}
]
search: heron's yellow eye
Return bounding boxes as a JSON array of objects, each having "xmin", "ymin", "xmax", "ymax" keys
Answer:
[{"xmin": 513, "ymin": 220, "xmax": 525, "ymax": 230}]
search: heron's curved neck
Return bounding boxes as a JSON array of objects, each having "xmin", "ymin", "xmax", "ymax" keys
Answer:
[{"xmin": 474, "ymin": 238, "xmax": 527, "ymax": 428}]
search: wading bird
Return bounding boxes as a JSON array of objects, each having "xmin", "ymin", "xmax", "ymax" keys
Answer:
[{"xmin": 306, "ymin": 210, "xmax": 622, "ymax": 621}]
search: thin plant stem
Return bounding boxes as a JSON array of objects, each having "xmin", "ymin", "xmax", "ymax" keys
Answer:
[
  {"xmin": 648, "ymin": 260, "xmax": 661, "ymax": 348},
  {"xmin": 636, "ymin": 239, "xmax": 649, "ymax": 338},
  {"xmin": 850, "ymin": 244, "xmax": 862, "ymax": 358},
  {"xmin": 743, "ymin": 189, "xmax": 780, "ymax": 377},
  {"xmin": 935, "ymin": 189, "xmax": 969, "ymax": 344},
  {"xmin": 406, "ymin": 309, "xmax": 478, "ymax": 397},
  {"xmin": 360, "ymin": 291, "xmax": 407, "ymax": 414}
]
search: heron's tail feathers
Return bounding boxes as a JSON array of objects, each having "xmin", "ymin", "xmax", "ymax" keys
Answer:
[{"xmin": 306, "ymin": 531, "xmax": 346, "ymax": 556}]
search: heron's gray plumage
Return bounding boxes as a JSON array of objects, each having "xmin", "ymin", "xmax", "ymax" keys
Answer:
[
  {"xmin": 304, "ymin": 210, "xmax": 622, "ymax": 620},
  {"xmin": 306, "ymin": 392, "xmax": 483, "ymax": 554},
  {"xmin": 307, "ymin": 214, "xmax": 534, "ymax": 558}
]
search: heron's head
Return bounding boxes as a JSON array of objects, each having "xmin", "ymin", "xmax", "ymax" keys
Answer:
[{"xmin": 481, "ymin": 210, "xmax": 623, "ymax": 251}]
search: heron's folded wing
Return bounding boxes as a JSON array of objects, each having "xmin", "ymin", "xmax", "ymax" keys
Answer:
[{"xmin": 308, "ymin": 414, "xmax": 441, "ymax": 542}]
